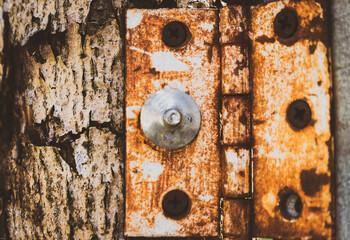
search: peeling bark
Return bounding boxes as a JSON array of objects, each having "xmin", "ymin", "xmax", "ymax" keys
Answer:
[{"xmin": 0, "ymin": 0, "xmax": 215, "ymax": 239}]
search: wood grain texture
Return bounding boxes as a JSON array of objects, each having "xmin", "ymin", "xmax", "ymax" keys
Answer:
[
  {"xmin": 332, "ymin": 0, "xmax": 350, "ymax": 239},
  {"xmin": 0, "ymin": 1, "xmax": 125, "ymax": 239}
]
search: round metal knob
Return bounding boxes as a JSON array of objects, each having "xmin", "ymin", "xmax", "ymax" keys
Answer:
[{"xmin": 140, "ymin": 89, "xmax": 201, "ymax": 150}]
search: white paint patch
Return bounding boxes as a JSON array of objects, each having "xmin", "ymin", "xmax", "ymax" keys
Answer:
[
  {"xmin": 199, "ymin": 22, "xmax": 214, "ymax": 32},
  {"xmin": 199, "ymin": 194, "xmax": 214, "ymax": 202},
  {"xmin": 130, "ymin": 47, "xmax": 189, "ymax": 72},
  {"xmin": 151, "ymin": 52, "xmax": 189, "ymax": 72},
  {"xmin": 154, "ymin": 213, "xmax": 182, "ymax": 234},
  {"xmin": 140, "ymin": 160, "xmax": 164, "ymax": 182},
  {"xmin": 127, "ymin": 11, "xmax": 144, "ymax": 29}
]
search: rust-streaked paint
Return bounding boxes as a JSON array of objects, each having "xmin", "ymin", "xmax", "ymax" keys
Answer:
[
  {"xmin": 222, "ymin": 96, "xmax": 251, "ymax": 145},
  {"xmin": 221, "ymin": 45, "xmax": 250, "ymax": 95},
  {"xmin": 222, "ymin": 199, "xmax": 250, "ymax": 239},
  {"xmin": 125, "ymin": 9, "xmax": 221, "ymax": 237},
  {"xmin": 222, "ymin": 147, "xmax": 250, "ymax": 197},
  {"xmin": 220, "ymin": 6, "xmax": 248, "ymax": 44},
  {"xmin": 250, "ymin": 0, "xmax": 333, "ymax": 238}
]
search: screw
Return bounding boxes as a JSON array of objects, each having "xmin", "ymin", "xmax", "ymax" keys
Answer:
[
  {"xmin": 163, "ymin": 109, "xmax": 182, "ymax": 126},
  {"xmin": 274, "ymin": 8, "xmax": 298, "ymax": 38},
  {"xmin": 279, "ymin": 188, "xmax": 303, "ymax": 220},
  {"xmin": 162, "ymin": 21, "xmax": 191, "ymax": 48},
  {"xmin": 162, "ymin": 189, "xmax": 191, "ymax": 220},
  {"xmin": 287, "ymin": 100, "xmax": 311, "ymax": 130}
]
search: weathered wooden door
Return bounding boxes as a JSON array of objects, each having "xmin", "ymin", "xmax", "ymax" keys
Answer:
[{"xmin": 0, "ymin": 0, "xmax": 337, "ymax": 239}]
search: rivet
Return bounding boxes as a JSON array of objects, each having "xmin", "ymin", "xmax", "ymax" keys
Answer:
[
  {"xmin": 162, "ymin": 189, "xmax": 191, "ymax": 220},
  {"xmin": 287, "ymin": 99, "xmax": 311, "ymax": 130},
  {"xmin": 162, "ymin": 21, "xmax": 191, "ymax": 48},
  {"xmin": 274, "ymin": 8, "xmax": 298, "ymax": 39}
]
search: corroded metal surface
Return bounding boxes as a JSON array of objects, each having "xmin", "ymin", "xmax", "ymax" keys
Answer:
[
  {"xmin": 221, "ymin": 45, "xmax": 250, "ymax": 95},
  {"xmin": 222, "ymin": 199, "xmax": 250, "ymax": 239},
  {"xmin": 222, "ymin": 147, "xmax": 250, "ymax": 197},
  {"xmin": 125, "ymin": 9, "xmax": 220, "ymax": 236},
  {"xmin": 222, "ymin": 96, "xmax": 251, "ymax": 145},
  {"xmin": 220, "ymin": 6, "xmax": 247, "ymax": 44},
  {"xmin": 250, "ymin": 0, "xmax": 333, "ymax": 238}
]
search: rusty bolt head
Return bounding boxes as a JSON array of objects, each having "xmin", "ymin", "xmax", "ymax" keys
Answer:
[
  {"xmin": 162, "ymin": 21, "xmax": 191, "ymax": 47},
  {"xmin": 274, "ymin": 8, "xmax": 298, "ymax": 39},
  {"xmin": 162, "ymin": 190, "xmax": 191, "ymax": 220},
  {"xmin": 279, "ymin": 188, "xmax": 303, "ymax": 220},
  {"xmin": 287, "ymin": 100, "xmax": 311, "ymax": 130}
]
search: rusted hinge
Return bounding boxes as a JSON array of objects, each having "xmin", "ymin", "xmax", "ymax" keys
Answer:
[{"xmin": 125, "ymin": 0, "xmax": 333, "ymax": 238}]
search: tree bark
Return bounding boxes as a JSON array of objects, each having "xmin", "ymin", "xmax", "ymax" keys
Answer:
[{"xmin": 0, "ymin": 0, "xmax": 213, "ymax": 239}]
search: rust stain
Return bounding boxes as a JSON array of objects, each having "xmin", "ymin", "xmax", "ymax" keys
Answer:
[
  {"xmin": 250, "ymin": 0, "xmax": 333, "ymax": 239},
  {"xmin": 222, "ymin": 96, "xmax": 251, "ymax": 145},
  {"xmin": 221, "ymin": 45, "xmax": 250, "ymax": 95},
  {"xmin": 220, "ymin": 6, "xmax": 248, "ymax": 44},
  {"xmin": 222, "ymin": 147, "xmax": 250, "ymax": 197},
  {"xmin": 125, "ymin": 9, "xmax": 220, "ymax": 237},
  {"xmin": 222, "ymin": 199, "xmax": 250, "ymax": 239},
  {"xmin": 300, "ymin": 169, "xmax": 330, "ymax": 197}
]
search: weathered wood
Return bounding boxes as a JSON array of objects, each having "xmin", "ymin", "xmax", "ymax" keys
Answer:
[{"xmin": 0, "ymin": 0, "xmax": 125, "ymax": 239}]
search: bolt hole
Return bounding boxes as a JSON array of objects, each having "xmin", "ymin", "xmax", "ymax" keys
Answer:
[
  {"xmin": 162, "ymin": 21, "xmax": 192, "ymax": 48},
  {"xmin": 162, "ymin": 189, "xmax": 191, "ymax": 220},
  {"xmin": 279, "ymin": 188, "xmax": 303, "ymax": 220}
]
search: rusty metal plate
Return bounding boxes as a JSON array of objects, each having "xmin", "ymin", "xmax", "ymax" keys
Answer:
[
  {"xmin": 222, "ymin": 199, "xmax": 251, "ymax": 239},
  {"xmin": 250, "ymin": 0, "xmax": 333, "ymax": 239},
  {"xmin": 222, "ymin": 147, "xmax": 250, "ymax": 197},
  {"xmin": 222, "ymin": 96, "xmax": 251, "ymax": 145},
  {"xmin": 125, "ymin": 9, "xmax": 220, "ymax": 236}
]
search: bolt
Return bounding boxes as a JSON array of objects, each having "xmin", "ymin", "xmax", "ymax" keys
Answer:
[
  {"xmin": 163, "ymin": 109, "xmax": 182, "ymax": 126},
  {"xmin": 287, "ymin": 100, "xmax": 311, "ymax": 130},
  {"xmin": 162, "ymin": 21, "xmax": 191, "ymax": 48},
  {"xmin": 274, "ymin": 8, "xmax": 298, "ymax": 38},
  {"xmin": 162, "ymin": 189, "xmax": 191, "ymax": 220},
  {"xmin": 279, "ymin": 188, "xmax": 303, "ymax": 220}
]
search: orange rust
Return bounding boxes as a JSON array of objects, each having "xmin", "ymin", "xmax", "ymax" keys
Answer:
[
  {"xmin": 222, "ymin": 96, "xmax": 251, "ymax": 145},
  {"xmin": 125, "ymin": 9, "xmax": 220, "ymax": 236},
  {"xmin": 222, "ymin": 147, "xmax": 250, "ymax": 197},
  {"xmin": 222, "ymin": 199, "xmax": 250, "ymax": 239},
  {"xmin": 250, "ymin": 0, "xmax": 333, "ymax": 239},
  {"xmin": 221, "ymin": 44, "xmax": 250, "ymax": 95},
  {"xmin": 220, "ymin": 6, "xmax": 248, "ymax": 44}
]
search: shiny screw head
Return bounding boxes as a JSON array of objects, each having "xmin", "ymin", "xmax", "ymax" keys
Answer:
[
  {"xmin": 274, "ymin": 8, "xmax": 298, "ymax": 38},
  {"xmin": 279, "ymin": 188, "xmax": 303, "ymax": 220},
  {"xmin": 163, "ymin": 109, "xmax": 182, "ymax": 126},
  {"xmin": 140, "ymin": 89, "xmax": 201, "ymax": 150},
  {"xmin": 162, "ymin": 21, "xmax": 191, "ymax": 47},
  {"xmin": 287, "ymin": 100, "xmax": 311, "ymax": 130},
  {"xmin": 162, "ymin": 189, "xmax": 191, "ymax": 220}
]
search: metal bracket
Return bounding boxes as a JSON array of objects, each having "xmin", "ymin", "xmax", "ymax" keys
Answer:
[{"xmin": 125, "ymin": 0, "xmax": 333, "ymax": 238}]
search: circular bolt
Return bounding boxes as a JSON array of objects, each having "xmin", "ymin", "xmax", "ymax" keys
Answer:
[
  {"xmin": 162, "ymin": 189, "xmax": 191, "ymax": 220},
  {"xmin": 162, "ymin": 21, "xmax": 191, "ymax": 48},
  {"xmin": 274, "ymin": 8, "xmax": 298, "ymax": 38},
  {"xmin": 140, "ymin": 89, "xmax": 201, "ymax": 150},
  {"xmin": 279, "ymin": 188, "xmax": 303, "ymax": 220},
  {"xmin": 287, "ymin": 100, "xmax": 311, "ymax": 130},
  {"xmin": 163, "ymin": 109, "xmax": 182, "ymax": 126}
]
